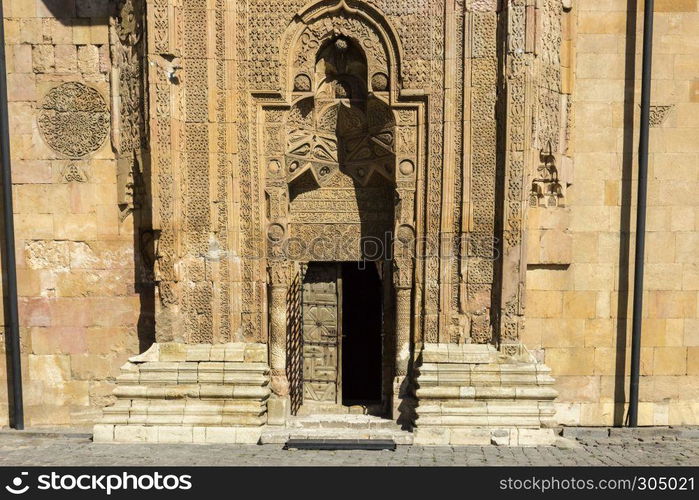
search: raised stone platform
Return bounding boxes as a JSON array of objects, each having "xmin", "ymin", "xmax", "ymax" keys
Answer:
[
  {"xmin": 94, "ymin": 342, "xmax": 559, "ymax": 446},
  {"xmin": 94, "ymin": 343, "xmax": 270, "ymax": 444},
  {"xmin": 413, "ymin": 343, "xmax": 558, "ymax": 446}
]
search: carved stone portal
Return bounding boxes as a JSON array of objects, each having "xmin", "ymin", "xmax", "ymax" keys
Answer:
[
  {"xmin": 100, "ymin": 0, "xmax": 571, "ymax": 444},
  {"xmin": 263, "ymin": 9, "xmax": 420, "ymax": 417}
]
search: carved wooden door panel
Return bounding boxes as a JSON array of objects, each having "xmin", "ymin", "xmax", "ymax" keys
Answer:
[{"xmin": 302, "ymin": 263, "xmax": 341, "ymax": 404}]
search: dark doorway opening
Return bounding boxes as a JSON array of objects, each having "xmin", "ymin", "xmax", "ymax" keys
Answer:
[{"xmin": 341, "ymin": 262, "xmax": 383, "ymax": 404}]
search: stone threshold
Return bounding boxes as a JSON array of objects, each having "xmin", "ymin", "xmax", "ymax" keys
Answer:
[{"xmin": 261, "ymin": 414, "xmax": 414, "ymax": 445}]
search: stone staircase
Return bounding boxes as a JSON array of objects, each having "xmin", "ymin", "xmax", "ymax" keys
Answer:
[
  {"xmin": 94, "ymin": 343, "xmax": 271, "ymax": 444},
  {"xmin": 261, "ymin": 414, "xmax": 414, "ymax": 445},
  {"xmin": 414, "ymin": 343, "xmax": 558, "ymax": 446}
]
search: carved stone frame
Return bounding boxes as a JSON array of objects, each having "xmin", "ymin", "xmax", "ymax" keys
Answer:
[{"xmin": 260, "ymin": 1, "xmax": 425, "ymax": 416}]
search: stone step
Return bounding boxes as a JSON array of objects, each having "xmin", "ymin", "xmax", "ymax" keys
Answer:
[
  {"xmin": 137, "ymin": 361, "xmax": 269, "ymax": 372},
  {"xmin": 104, "ymin": 404, "xmax": 267, "ymax": 418},
  {"xmin": 286, "ymin": 416, "xmax": 399, "ymax": 430},
  {"xmin": 113, "ymin": 384, "xmax": 271, "ymax": 400},
  {"xmin": 416, "ymin": 386, "xmax": 558, "ymax": 400},
  {"xmin": 418, "ymin": 402, "xmax": 555, "ymax": 417},
  {"xmin": 119, "ymin": 373, "xmax": 270, "ymax": 386},
  {"xmin": 417, "ymin": 374, "xmax": 553, "ymax": 387},
  {"xmin": 421, "ymin": 344, "xmax": 498, "ymax": 364},
  {"xmin": 103, "ymin": 412, "xmax": 266, "ymax": 426},
  {"xmin": 417, "ymin": 415, "xmax": 552, "ymax": 427},
  {"xmin": 420, "ymin": 362, "xmax": 550, "ymax": 373},
  {"xmin": 413, "ymin": 427, "xmax": 558, "ymax": 446},
  {"xmin": 261, "ymin": 427, "xmax": 413, "ymax": 445}
]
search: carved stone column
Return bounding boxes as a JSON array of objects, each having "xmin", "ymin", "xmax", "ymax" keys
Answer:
[
  {"xmin": 394, "ymin": 286, "xmax": 412, "ymax": 376},
  {"xmin": 392, "ymin": 223, "xmax": 415, "ymax": 421},
  {"xmin": 268, "ymin": 260, "xmax": 290, "ymax": 395},
  {"xmin": 267, "ymin": 260, "xmax": 291, "ymax": 424},
  {"xmin": 393, "ymin": 224, "xmax": 415, "ymax": 376}
]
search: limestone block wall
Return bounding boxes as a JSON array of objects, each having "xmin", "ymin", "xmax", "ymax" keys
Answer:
[
  {"xmin": 0, "ymin": 0, "xmax": 143, "ymax": 427},
  {"xmin": 525, "ymin": 0, "xmax": 699, "ymax": 426}
]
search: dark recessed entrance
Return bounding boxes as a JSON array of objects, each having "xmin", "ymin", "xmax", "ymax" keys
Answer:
[{"xmin": 341, "ymin": 262, "xmax": 383, "ymax": 405}]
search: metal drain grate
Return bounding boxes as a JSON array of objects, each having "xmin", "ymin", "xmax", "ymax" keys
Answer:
[{"xmin": 284, "ymin": 439, "xmax": 396, "ymax": 451}]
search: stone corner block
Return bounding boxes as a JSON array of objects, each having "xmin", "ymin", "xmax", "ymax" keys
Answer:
[
  {"xmin": 515, "ymin": 428, "xmax": 557, "ymax": 446},
  {"xmin": 159, "ymin": 342, "xmax": 188, "ymax": 362},
  {"xmin": 129, "ymin": 343, "xmax": 160, "ymax": 363},
  {"xmin": 92, "ymin": 424, "xmax": 115, "ymax": 443},
  {"xmin": 266, "ymin": 396, "xmax": 289, "ymax": 426}
]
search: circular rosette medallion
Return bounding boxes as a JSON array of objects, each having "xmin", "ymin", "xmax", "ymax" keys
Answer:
[{"xmin": 38, "ymin": 82, "xmax": 110, "ymax": 159}]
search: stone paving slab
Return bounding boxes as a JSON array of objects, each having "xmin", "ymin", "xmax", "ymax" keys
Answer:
[{"xmin": 0, "ymin": 433, "xmax": 697, "ymax": 466}]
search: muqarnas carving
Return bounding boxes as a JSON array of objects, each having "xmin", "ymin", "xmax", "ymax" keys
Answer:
[{"xmin": 38, "ymin": 82, "xmax": 110, "ymax": 159}]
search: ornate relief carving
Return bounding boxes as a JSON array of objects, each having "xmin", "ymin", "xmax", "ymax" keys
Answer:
[
  {"xmin": 649, "ymin": 105, "xmax": 673, "ymax": 127},
  {"xmin": 536, "ymin": 0, "xmax": 563, "ymax": 152},
  {"xmin": 496, "ymin": 0, "xmax": 567, "ymax": 354},
  {"xmin": 152, "ymin": 0, "xmax": 170, "ymax": 53},
  {"xmin": 144, "ymin": 0, "xmax": 565, "ymax": 373},
  {"xmin": 530, "ymin": 148, "xmax": 565, "ymax": 208},
  {"xmin": 236, "ymin": 0, "xmax": 260, "ymax": 342},
  {"xmin": 38, "ymin": 82, "xmax": 110, "ymax": 159},
  {"xmin": 112, "ymin": 0, "xmax": 147, "ymax": 219},
  {"xmin": 465, "ymin": 8, "xmax": 498, "ymax": 344},
  {"xmin": 371, "ymin": 72, "xmax": 389, "ymax": 91},
  {"xmin": 60, "ymin": 163, "xmax": 88, "ymax": 183},
  {"xmin": 496, "ymin": 1, "xmax": 530, "ymax": 353}
]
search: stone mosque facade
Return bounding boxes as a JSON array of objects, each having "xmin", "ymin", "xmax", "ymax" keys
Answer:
[{"xmin": 1, "ymin": 0, "xmax": 698, "ymax": 444}]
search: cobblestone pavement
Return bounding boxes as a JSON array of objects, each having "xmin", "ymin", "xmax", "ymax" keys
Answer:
[{"xmin": 0, "ymin": 432, "xmax": 697, "ymax": 466}]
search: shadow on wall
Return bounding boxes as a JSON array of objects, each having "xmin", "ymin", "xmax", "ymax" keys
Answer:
[
  {"xmin": 0, "ymin": 178, "xmax": 17, "ymax": 427},
  {"xmin": 614, "ymin": 0, "xmax": 639, "ymax": 427},
  {"xmin": 133, "ymin": 177, "xmax": 156, "ymax": 355},
  {"xmin": 39, "ymin": 0, "xmax": 114, "ymax": 24}
]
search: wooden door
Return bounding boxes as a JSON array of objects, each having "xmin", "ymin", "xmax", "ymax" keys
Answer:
[{"xmin": 301, "ymin": 263, "xmax": 341, "ymax": 404}]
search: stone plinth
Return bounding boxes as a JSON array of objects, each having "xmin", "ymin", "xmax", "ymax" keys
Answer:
[
  {"xmin": 94, "ymin": 343, "xmax": 270, "ymax": 444},
  {"xmin": 414, "ymin": 343, "xmax": 558, "ymax": 446}
]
